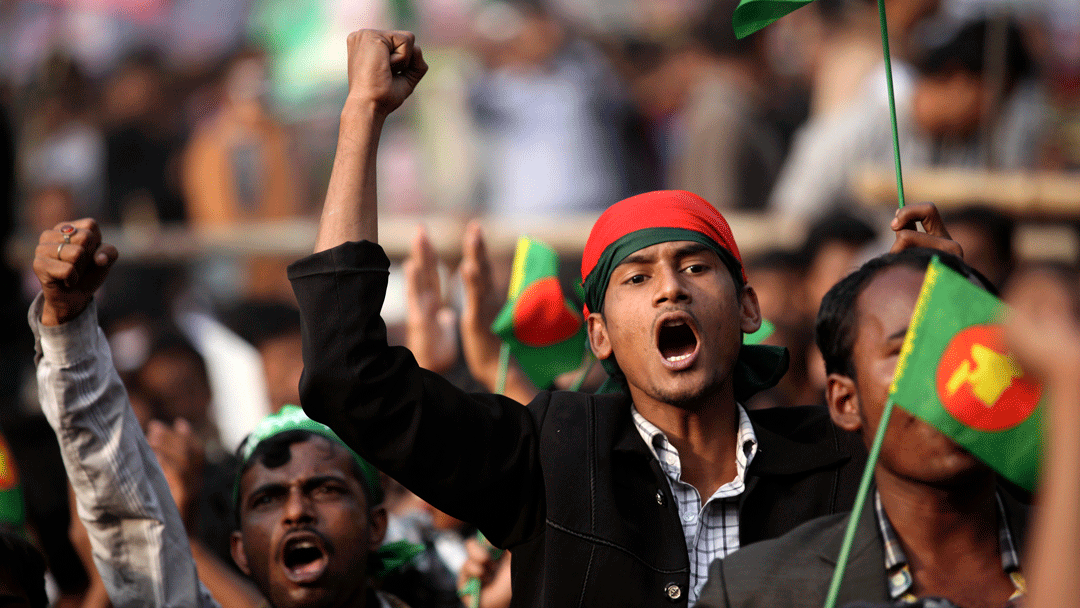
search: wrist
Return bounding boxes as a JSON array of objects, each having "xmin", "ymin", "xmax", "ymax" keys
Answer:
[
  {"xmin": 340, "ymin": 96, "xmax": 387, "ymax": 130},
  {"xmin": 40, "ymin": 300, "xmax": 83, "ymax": 327}
]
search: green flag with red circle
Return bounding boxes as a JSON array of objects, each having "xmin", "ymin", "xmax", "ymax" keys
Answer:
[
  {"xmin": 491, "ymin": 237, "xmax": 587, "ymax": 390},
  {"xmin": 889, "ymin": 257, "xmax": 1044, "ymax": 491}
]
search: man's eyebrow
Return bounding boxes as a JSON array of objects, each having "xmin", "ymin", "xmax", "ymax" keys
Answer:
[
  {"xmin": 673, "ymin": 243, "xmax": 712, "ymax": 258},
  {"xmin": 619, "ymin": 251, "xmax": 655, "ymax": 267},
  {"xmin": 302, "ymin": 474, "xmax": 352, "ymax": 489},
  {"xmin": 247, "ymin": 481, "xmax": 285, "ymax": 500},
  {"xmin": 887, "ymin": 327, "xmax": 909, "ymax": 341}
]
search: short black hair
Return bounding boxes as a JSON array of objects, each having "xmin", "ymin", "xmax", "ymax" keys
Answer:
[
  {"xmin": 815, "ymin": 248, "xmax": 996, "ymax": 379},
  {"xmin": 233, "ymin": 430, "xmax": 372, "ymax": 527},
  {"xmin": 0, "ymin": 526, "xmax": 48, "ymax": 608},
  {"xmin": 915, "ymin": 18, "xmax": 1031, "ymax": 83},
  {"xmin": 801, "ymin": 211, "xmax": 878, "ymax": 263}
]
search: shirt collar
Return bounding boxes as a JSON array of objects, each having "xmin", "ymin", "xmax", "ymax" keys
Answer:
[
  {"xmin": 631, "ymin": 404, "xmax": 758, "ymax": 482},
  {"xmin": 874, "ymin": 490, "xmax": 1025, "ymax": 602}
]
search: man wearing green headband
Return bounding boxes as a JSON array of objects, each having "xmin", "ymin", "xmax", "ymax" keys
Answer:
[
  {"xmin": 291, "ymin": 29, "xmax": 963, "ymax": 608},
  {"xmin": 30, "ymin": 220, "xmax": 416, "ymax": 608}
]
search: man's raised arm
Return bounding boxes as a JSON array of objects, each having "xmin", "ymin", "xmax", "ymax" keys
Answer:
[
  {"xmin": 314, "ymin": 30, "xmax": 427, "ymax": 252},
  {"xmin": 30, "ymin": 219, "xmax": 219, "ymax": 608}
]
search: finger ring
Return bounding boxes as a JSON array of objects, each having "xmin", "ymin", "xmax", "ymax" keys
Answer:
[
  {"xmin": 56, "ymin": 242, "xmax": 64, "ymax": 260},
  {"xmin": 60, "ymin": 224, "xmax": 75, "ymax": 244}
]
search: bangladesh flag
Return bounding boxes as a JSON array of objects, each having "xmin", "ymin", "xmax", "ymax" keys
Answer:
[
  {"xmin": 890, "ymin": 258, "xmax": 1044, "ymax": 491},
  {"xmin": 732, "ymin": 0, "xmax": 814, "ymax": 39},
  {"xmin": 0, "ymin": 432, "xmax": 24, "ymax": 527},
  {"xmin": 491, "ymin": 237, "xmax": 587, "ymax": 389}
]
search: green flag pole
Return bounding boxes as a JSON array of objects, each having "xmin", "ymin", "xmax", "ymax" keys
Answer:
[
  {"xmin": 877, "ymin": 0, "xmax": 906, "ymax": 208},
  {"xmin": 495, "ymin": 342, "xmax": 510, "ymax": 395},
  {"xmin": 822, "ymin": 399, "xmax": 895, "ymax": 608}
]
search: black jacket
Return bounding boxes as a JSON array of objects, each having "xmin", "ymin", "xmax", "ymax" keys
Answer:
[{"xmin": 289, "ymin": 240, "xmax": 868, "ymax": 608}]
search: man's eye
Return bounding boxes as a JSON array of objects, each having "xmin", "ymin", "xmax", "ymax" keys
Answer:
[
  {"xmin": 684, "ymin": 264, "xmax": 706, "ymax": 274},
  {"xmin": 251, "ymin": 493, "xmax": 276, "ymax": 508},
  {"xmin": 313, "ymin": 483, "xmax": 347, "ymax": 498},
  {"xmin": 627, "ymin": 274, "xmax": 646, "ymax": 285}
]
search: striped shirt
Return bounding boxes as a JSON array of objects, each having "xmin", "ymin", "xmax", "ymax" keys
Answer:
[
  {"xmin": 874, "ymin": 490, "xmax": 1026, "ymax": 604},
  {"xmin": 632, "ymin": 404, "xmax": 758, "ymax": 605}
]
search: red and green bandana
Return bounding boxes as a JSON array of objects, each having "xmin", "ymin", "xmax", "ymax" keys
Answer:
[
  {"xmin": 581, "ymin": 190, "xmax": 787, "ymax": 400},
  {"xmin": 581, "ymin": 190, "xmax": 747, "ymax": 316}
]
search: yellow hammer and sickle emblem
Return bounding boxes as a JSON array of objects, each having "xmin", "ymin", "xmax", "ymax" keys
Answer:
[{"xmin": 945, "ymin": 344, "xmax": 1023, "ymax": 408}]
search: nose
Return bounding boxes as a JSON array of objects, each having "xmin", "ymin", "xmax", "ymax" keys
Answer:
[
  {"xmin": 654, "ymin": 265, "xmax": 690, "ymax": 306},
  {"xmin": 282, "ymin": 487, "xmax": 316, "ymax": 525}
]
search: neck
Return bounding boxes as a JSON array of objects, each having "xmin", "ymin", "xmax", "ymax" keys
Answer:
[
  {"xmin": 875, "ymin": 467, "xmax": 1001, "ymax": 567},
  {"xmin": 634, "ymin": 387, "xmax": 740, "ymax": 502}
]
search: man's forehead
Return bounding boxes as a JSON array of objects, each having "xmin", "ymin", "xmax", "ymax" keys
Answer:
[
  {"xmin": 614, "ymin": 240, "xmax": 715, "ymax": 266},
  {"xmin": 855, "ymin": 266, "xmax": 927, "ymax": 341},
  {"xmin": 240, "ymin": 436, "xmax": 356, "ymax": 491}
]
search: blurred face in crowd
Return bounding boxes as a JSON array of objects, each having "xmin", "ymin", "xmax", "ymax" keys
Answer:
[
  {"xmin": 138, "ymin": 349, "xmax": 212, "ymax": 431},
  {"xmin": 232, "ymin": 436, "xmax": 386, "ymax": 608},
  {"xmin": 259, "ymin": 331, "xmax": 304, "ymax": 412},
  {"xmin": 589, "ymin": 241, "xmax": 760, "ymax": 409},
  {"xmin": 913, "ymin": 70, "xmax": 986, "ymax": 138},
  {"xmin": 826, "ymin": 266, "xmax": 986, "ymax": 485}
]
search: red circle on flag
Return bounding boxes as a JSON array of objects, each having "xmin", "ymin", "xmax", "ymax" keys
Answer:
[
  {"xmin": 512, "ymin": 277, "xmax": 581, "ymax": 347},
  {"xmin": 0, "ymin": 435, "xmax": 17, "ymax": 490},
  {"xmin": 934, "ymin": 324, "xmax": 1041, "ymax": 432}
]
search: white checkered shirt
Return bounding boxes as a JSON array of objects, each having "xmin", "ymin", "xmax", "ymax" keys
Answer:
[{"xmin": 632, "ymin": 404, "xmax": 758, "ymax": 605}]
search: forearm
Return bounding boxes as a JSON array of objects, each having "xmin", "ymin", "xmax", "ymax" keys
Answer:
[
  {"xmin": 190, "ymin": 537, "xmax": 265, "ymax": 608},
  {"xmin": 1026, "ymin": 375, "xmax": 1080, "ymax": 608},
  {"xmin": 31, "ymin": 296, "xmax": 219, "ymax": 608},
  {"xmin": 314, "ymin": 99, "xmax": 385, "ymax": 252}
]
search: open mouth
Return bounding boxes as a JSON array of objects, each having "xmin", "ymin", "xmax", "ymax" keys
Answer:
[
  {"xmin": 281, "ymin": 534, "xmax": 330, "ymax": 584},
  {"xmin": 657, "ymin": 315, "xmax": 699, "ymax": 367}
]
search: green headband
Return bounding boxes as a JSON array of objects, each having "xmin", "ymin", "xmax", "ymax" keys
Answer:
[
  {"xmin": 582, "ymin": 227, "xmax": 739, "ymax": 317},
  {"xmin": 234, "ymin": 405, "xmax": 384, "ymax": 506}
]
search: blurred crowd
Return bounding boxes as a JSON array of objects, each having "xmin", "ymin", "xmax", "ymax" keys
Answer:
[{"xmin": 0, "ymin": 0, "xmax": 1079, "ymax": 606}]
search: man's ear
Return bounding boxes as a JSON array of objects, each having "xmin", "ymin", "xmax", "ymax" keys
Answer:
[
  {"xmin": 739, "ymin": 286, "xmax": 763, "ymax": 335},
  {"xmin": 826, "ymin": 373, "xmax": 863, "ymax": 432},
  {"xmin": 587, "ymin": 312, "xmax": 613, "ymax": 360},
  {"xmin": 230, "ymin": 530, "xmax": 252, "ymax": 576},
  {"xmin": 368, "ymin": 506, "xmax": 388, "ymax": 551}
]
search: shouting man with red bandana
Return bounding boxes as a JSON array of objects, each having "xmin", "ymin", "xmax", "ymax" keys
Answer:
[{"xmin": 290, "ymin": 29, "xmax": 960, "ymax": 608}]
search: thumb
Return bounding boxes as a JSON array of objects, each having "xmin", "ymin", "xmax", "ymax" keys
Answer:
[{"xmin": 95, "ymin": 243, "xmax": 119, "ymax": 268}]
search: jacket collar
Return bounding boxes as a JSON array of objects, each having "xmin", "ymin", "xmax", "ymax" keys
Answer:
[
  {"xmin": 746, "ymin": 415, "xmax": 851, "ymax": 476},
  {"xmin": 818, "ymin": 489, "xmax": 882, "ymax": 565}
]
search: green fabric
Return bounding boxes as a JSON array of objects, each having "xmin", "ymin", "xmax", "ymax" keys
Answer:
[
  {"xmin": 744, "ymin": 319, "xmax": 775, "ymax": 345},
  {"xmin": 890, "ymin": 258, "xmax": 1044, "ymax": 491},
  {"xmin": 372, "ymin": 539, "xmax": 425, "ymax": 578},
  {"xmin": 235, "ymin": 405, "xmax": 384, "ymax": 505},
  {"xmin": 491, "ymin": 237, "xmax": 587, "ymax": 389},
  {"xmin": 0, "ymin": 434, "xmax": 24, "ymax": 528},
  {"xmin": 732, "ymin": 0, "xmax": 814, "ymax": 39}
]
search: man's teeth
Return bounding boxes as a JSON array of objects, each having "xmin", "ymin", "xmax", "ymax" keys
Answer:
[{"xmin": 665, "ymin": 353, "xmax": 692, "ymax": 362}]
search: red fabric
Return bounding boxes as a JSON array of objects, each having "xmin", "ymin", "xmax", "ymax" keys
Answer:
[{"xmin": 581, "ymin": 190, "xmax": 747, "ymax": 283}]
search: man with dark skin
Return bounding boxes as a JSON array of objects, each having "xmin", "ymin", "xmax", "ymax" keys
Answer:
[
  {"xmin": 290, "ymin": 28, "xmax": 964, "ymax": 608},
  {"xmin": 31, "ymin": 220, "xmax": 404, "ymax": 608},
  {"xmin": 696, "ymin": 249, "xmax": 1027, "ymax": 608}
]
